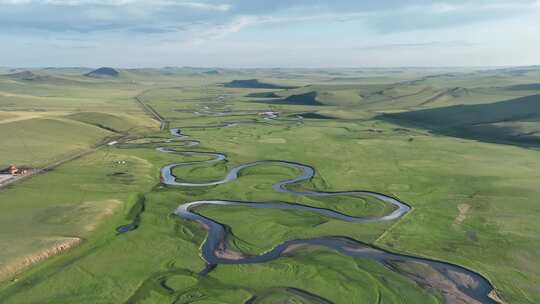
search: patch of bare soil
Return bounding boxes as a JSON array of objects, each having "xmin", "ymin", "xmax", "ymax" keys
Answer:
[
  {"xmin": 82, "ymin": 200, "xmax": 121, "ymax": 232},
  {"xmin": 282, "ymin": 243, "xmax": 307, "ymax": 255},
  {"xmin": 214, "ymin": 248, "xmax": 245, "ymax": 260},
  {"xmin": 489, "ymin": 290, "xmax": 506, "ymax": 303},
  {"xmin": 393, "ymin": 261, "xmax": 501, "ymax": 304},
  {"xmin": 454, "ymin": 203, "xmax": 471, "ymax": 226}
]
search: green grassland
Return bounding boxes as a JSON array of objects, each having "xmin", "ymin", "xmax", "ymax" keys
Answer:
[
  {"xmin": 0, "ymin": 70, "xmax": 161, "ymax": 168},
  {"xmin": 0, "ymin": 149, "xmax": 156, "ymax": 282},
  {"xmin": 382, "ymin": 94, "xmax": 540, "ymax": 147},
  {"xmin": 0, "ymin": 117, "xmax": 112, "ymax": 168},
  {"xmin": 65, "ymin": 112, "xmax": 156, "ymax": 134},
  {"xmin": 0, "ymin": 67, "xmax": 540, "ymax": 303}
]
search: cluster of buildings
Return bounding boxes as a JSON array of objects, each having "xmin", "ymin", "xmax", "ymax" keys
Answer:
[
  {"xmin": 6, "ymin": 164, "xmax": 28, "ymax": 176},
  {"xmin": 1, "ymin": 164, "xmax": 28, "ymax": 177},
  {"xmin": 0, "ymin": 164, "xmax": 30, "ymax": 185}
]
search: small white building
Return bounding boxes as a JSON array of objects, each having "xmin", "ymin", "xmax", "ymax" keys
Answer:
[{"xmin": 259, "ymin": 111, "xmax": 279, "ymax": 119}]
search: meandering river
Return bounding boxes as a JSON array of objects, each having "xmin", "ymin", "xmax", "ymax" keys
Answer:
[{"xmin": 150, "ymin": 127, "xmax": 498, "ymax": 304}]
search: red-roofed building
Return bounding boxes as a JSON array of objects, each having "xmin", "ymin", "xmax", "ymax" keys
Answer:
[{"xmin": 8, "ymin": 164, "xmax": 19, "ymax": 176}]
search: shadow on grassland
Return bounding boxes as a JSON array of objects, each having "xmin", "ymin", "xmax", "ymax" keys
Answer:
[
  {"xmin": 250, "ymin": 91, "xmax": 325, "ymax": 106},
  {"xmin": 379, "ymin": 94, "xmax": 540, "ymax": 148},
  {"xmin": 224, "ymin": 79, "xmax": 298, "ymax": 89}
]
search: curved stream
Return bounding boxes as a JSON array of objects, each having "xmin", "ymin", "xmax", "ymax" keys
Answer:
[{"xmin": 154, "ymin": 127, "xmax": 498, "ymax": 304}]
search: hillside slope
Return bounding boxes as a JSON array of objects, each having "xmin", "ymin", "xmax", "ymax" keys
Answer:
[
  {"xmin": 85, "ymin": 67, "xmax": 119, "ymax": 78},
  {"xmin": 0, "ymin": 118, "xmax": 113, "ymax": 168},
  {"xmin": 64, "ymin": 112, "xmax": 155, "ymax": 134},
  {"xmin": 224, "ymin": 79, "xmax": 296, "ymax": 89},
  {"xmin": 381, "ymin": 94, "xmax": 540, "ymax": 146}
]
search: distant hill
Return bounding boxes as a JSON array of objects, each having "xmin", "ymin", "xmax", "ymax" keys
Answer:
[
  {"xmin": 224, "ymin": 79, "xmax": 296, "ymax": 89},
  {"xmin": 202, "ymin": 70, "xmax": 221, "ymax": 75},
  {"xmin": 381, "ymin": 94, "xmax": 540, "ymax": 146},
  {"xmin": 492, "ymin": 66, "xmax": 540, "ymax": 77},
  {"xmin": 246, "ymin": 92, "xmax": 280, "ymax": 98},
  {"xmin": 2, "ymin": 70, "xmax": 46, "ymax": 81},
  {"xmin": 85, "ymin": 67, "xmax": 120, "ymax": 78},
  {"xmin": 505, "ymin": 83, "xmax": 540, "ymax": 91},
  {"xmin": 280, "ymin": 91, "xmax": 323, "ymax": 105},
  {"xmin": 42, "ymin": 67, "xmax": 93, "ymax": 75},
  {"xmin": 247, "ymin": 89, "xmax": 323, "ymax": 106},
  {"xmin": 0, "ymin": 70, "xmax": 98, "ymax": 86}
]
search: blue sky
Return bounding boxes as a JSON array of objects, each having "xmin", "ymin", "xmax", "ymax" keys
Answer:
[{"xmin": 1, "ymin": 0, "xmax": 539, "ymax": 67}]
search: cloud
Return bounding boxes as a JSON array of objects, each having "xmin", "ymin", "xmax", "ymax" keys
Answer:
[
  {"xmin": 0, "ymin": 0, "xmax": 537, "ymax": 35},
  {"xmin": 0, "ymin": 0, "xmax": 539, "ymax": 69},
  {"xmin": 0, "ymin": 0, "xmax": 231, "ymax": 10},
  {"xmin": 357, "ymin": 40, "xmax": 475, "ymax": 51},
  {"xmin": 367, "ymin": 1, "xmax": 540, "ymax": 33},
  {"xmin": 179, "ymin": 1, "xmax": 230, "ymax": 11},
  {"xmin": 185, "ymin": 15, "xmax": 269, "ymax": 44},
  {"xmin": 0, "ymin": 1, "xmax": 233, "ymax": 34}
]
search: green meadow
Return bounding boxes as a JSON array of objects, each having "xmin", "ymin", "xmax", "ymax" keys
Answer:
[
  {"xmin": 0, "ymin": 71, "xmax": 159, "ymax": 168},
  {"xmin": 1, "ymin": 67, "xmax": 540, "ymax": 303}
]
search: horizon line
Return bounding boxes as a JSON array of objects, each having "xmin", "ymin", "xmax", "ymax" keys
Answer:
[{"xmin": 3, "ymin": 64, "xmax": 540, "ymax": 70}]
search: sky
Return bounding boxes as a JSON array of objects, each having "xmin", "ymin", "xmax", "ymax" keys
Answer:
[{"xmin": 0, "ymin": 0, "xmax": 539, "ymax": 68}]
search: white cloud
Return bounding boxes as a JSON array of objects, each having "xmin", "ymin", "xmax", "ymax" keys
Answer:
[
  {"xmin": 428, "ymin": 3, "xmax": 464, "ymax": 13},
  {"xmin": 0, "ymin": 0, "xmax": 231, "ymax": 11},
  {"xmin": 0, "ymin": 0, "xmax": 32, "ymax": 3},
  {"xmin": 177, "ymin": 1, "xmax": 230, "ymax": 11},
  {"xmin": 1, "ymin": 0, "xmax": 539, "ymax": 67},
  {"xmin": 183, "ymin": 12, "xmax": 373, "ymax": 45},
  {"xmin": 187, "ymin": 15, "xmax": 266, "ymax": 45},
  {"xmin": 422, "ymin": 1, "xmax": 540, "ymax": 13}
]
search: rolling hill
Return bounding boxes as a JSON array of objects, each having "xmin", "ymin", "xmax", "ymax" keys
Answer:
[
  {"xmin": 64, "ymin": 112, "xmax": 153, "ymax": 133},
  {"xmin": 279, "ymin": 91, "xmax": 323, "ymax": 105},
  {"xmin": 224, "ymin": 79, "xmax": 296, "ymax": 89},
  {"xmin": 2, "ymin": 71, "xmax": 48, "ymax": 81},
  {"xmin": 381, "ymin": 94, "xmax": 540, "ymax": 146},
  {"xmin": 85, "ymin": 67, "xmax": 120, "ymax": 78},
  {"xmin": 0, "ymin": 117, "xmax": 113, "ymax": 168}
]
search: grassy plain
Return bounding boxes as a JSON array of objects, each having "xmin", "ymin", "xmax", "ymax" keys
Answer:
[
  {"xmin": 0, "ymin": 149, "xmax": 156, "ymax": 281},
  {"xmin": 0, "ymin": 71, "xmax": 159, "ymax": 168},
  {"xmin": 0, "ymin": 117, "xmax": 111, "ymax": 168},
  {"xmin": 1, "ymin": 67, "xmax": 540, "ymax": 303}
]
